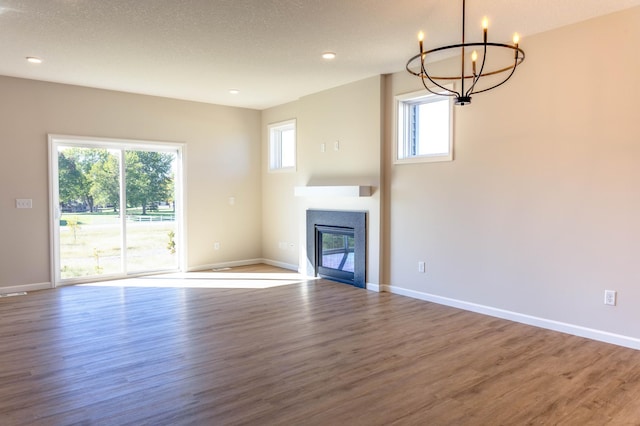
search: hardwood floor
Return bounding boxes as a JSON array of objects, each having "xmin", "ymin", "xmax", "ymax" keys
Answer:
[{"xmin": 1, "ymin": 265, "xmax": 639, "ymax": 425}]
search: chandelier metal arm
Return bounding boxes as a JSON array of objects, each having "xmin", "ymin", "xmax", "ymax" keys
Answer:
[
  {"xmin": 406, "ymin": 42, "xmax": 525, "ymax": 80},
  {"xmin": 465, "ymin": 42, "xmax": 488, "ymax": 97},
  {"xmin": 420, "ymin": 58, "xmax": 460, "ymax": 98},
  {"xmin": 468, "ymin": 55, "xmax": 519, "ymax": 96}
]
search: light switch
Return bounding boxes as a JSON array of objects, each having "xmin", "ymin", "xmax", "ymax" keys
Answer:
[{"xmin": 16, "ymin": 199, "xmax": 32, "ymax": 209}]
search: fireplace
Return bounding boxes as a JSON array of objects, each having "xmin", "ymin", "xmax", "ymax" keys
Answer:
[{"xmin": 306, "ymin": 209, "xmax": 366, "ymax": 288}]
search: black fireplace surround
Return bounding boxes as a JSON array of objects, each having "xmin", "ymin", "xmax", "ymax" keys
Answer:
[{"xmin": 306, "ymin": 209, "xmax": 366, "ymax": 288}]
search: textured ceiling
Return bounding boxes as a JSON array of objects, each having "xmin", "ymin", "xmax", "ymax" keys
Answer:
[{"xmin": 0, "ymin": 0, "xmax": 638, "ymax": 109}]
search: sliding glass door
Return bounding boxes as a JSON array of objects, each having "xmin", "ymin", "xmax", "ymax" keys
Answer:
[
  {"xmin": 124, "ymin": 149, "xmax": 179, "ymax": 273},
  {"xmin": 49, "ymin": 136, "xmax": 184, "ymax": 285}
]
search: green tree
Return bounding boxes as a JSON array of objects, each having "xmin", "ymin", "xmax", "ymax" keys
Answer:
[
  {"xmin": 165, "ymin": 171, "xmax": 176, "ymax": 212},
  {"xmin": 58, "ymin": 147, "xmax": 113, "ymax": 212},
  {"xmin": 58, "ymin": 147, "xmax": 174, "ymax": 215},
  {"xmin": 58, "ymin": 151, "xmax": 86, "ymax": 206},
  {"xmin": 89, "ymin": 154, "xmax": 120, "ymax": 211},
  {"xmin": 125, "ymin": 151, "xmax": 174, "ymax": 215}
]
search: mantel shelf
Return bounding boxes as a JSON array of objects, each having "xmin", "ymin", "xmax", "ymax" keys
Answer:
[{"xmin": 294, "ymin": 185, "xmax": 371, "ymax": 198}]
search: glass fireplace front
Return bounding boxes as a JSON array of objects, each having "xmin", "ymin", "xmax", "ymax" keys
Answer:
[
  {"xmin": 306, "ymin": 209, "xmax": 366, "ymax": 288},
  {"xmin": 315, "ymin": 225, "xmax": 355, "ymax": 285}
]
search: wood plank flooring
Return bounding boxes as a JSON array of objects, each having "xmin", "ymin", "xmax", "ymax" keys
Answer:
[{"xmin": 1, "ymin": 264, "xmax": 640, "ymax": 425}]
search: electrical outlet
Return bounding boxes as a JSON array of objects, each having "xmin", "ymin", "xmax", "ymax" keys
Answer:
[
  {"xmin": 418, "ymin": 261, "xmax": 425, "ymax": 273},
  {"xmin": 214, "ymin": 242, "xmax": 220, "ymax": 250},
  {"xmin": 604, "ymin": 290, "xmax": 617, "ymax": 306}
]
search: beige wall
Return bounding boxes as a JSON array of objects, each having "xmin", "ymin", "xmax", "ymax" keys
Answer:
[
  {"xmin": 0, "ymin": 76, "xmax": 261, "ymax": 289},
  {"xmin": 262, "ymin": 76, "xmax": 383, "ymax": 284},
  {"xmin": 261, "ymin": 101, "xmax": 301, "ymax": 269},
  {"xmin": 384, "ymin": 7, "xmax": 640, "ymax": 340}
]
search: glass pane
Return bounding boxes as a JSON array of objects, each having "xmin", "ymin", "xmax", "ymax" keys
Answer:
[
  {"xmin": 58, "ymin": 147, "xmax": 122, "ymax": 278},
  {"xmin": 320, "ymin": 232, "xmax": 355, "ymax": 273},
  {"xmin": 269, "ymin": 136, "xmax": 279, "ymax": 169},
  {"xmin": 125, "ymin": 150, "xmax": 178, "ymax": 272},
  {"xmin": 280, "ymin": 128, "xmax": 295, "ymax": 168},
  {"xmin": 416, "ymin": 99, "xmax": 449, "ymax": 155}
]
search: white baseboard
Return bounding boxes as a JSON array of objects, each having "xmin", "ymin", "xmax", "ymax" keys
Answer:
[
  {"xmin": 0, "ymin": 282, "xmax": 52, "ymax": 294},
  {"xmin": 189, "ymin": 258, "xmax": 299, "ymax": 273},
  {"xmin": 380, "ymin": 284, "xmax": 640, "ymax": 351},
  {"xmin": 261, "ymin": 259, "xmax": 299, "ymax": 271},
  {"xmin": 188, "ymin": 258, "xmax": 263, "ymax": 272}
]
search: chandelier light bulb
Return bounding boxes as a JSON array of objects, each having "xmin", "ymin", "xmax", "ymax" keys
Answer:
[
  {"xmin": 482, "ymin": 17, "xmax": 488, "ymax": 30},
  {"xmin": 471, "ymin": 50, "xmax": 478, "ymax": 75},
  {"xmin": 513, "ymin": 33, "xmax": 520, "ymax": 45}
]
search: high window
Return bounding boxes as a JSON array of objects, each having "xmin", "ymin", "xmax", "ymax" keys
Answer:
[
  {"xmin": 396, "ymin": 89, "xmax": 453, "ymax": 163},
  {"xmin": 268, "ymin": 119, "xmax": 296, "ymax": 171}
]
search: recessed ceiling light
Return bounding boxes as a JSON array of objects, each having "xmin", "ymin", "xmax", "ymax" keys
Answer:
[
  {"xmin": 322, "ymin": 52, "xmax": 336, "ymax": 60},
  {"xmin": 26, "ymin": 56, "xmax": 42, "ymax": 64},
  {"xmin": 229, "ymin": 89, "xmax": 240, "ymax": 95}
]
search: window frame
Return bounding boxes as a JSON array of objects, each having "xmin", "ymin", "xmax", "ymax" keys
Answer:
[
  {"xmin": 268, "ymin": 119, "xmax": 297, "ymax": 172},
  {"xmin": 394, "ymin": 87, "xmax": 454, "ymax": 164}
]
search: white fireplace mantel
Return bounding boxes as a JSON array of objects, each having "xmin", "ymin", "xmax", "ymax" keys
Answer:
[{"xmin": 293, "ymin": 185, "xmax": 371, "ymax": 198}]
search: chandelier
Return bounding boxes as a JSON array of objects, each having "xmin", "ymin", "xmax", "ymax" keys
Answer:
[{"xmin": 406, "ymin": 0, "xmax": 525, "ymax": 105}]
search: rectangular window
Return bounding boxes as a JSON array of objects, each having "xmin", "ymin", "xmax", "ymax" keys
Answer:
[
  {"xmin": 268, "ymin": 119, "xmax": 296, "ymax": 171},
  {"xmin": 396, "ymin": 88, "xmax": 453, "ymax": 163}
]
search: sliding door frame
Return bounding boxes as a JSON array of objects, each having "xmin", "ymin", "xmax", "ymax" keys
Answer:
[{"xmin": 48, "ymin": 134, "xmax": 187, "ymax": 287}]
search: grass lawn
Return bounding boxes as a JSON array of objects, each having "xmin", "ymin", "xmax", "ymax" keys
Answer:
[{"xmin": 60, "ymin": 212, "xmax": 177, "ymax": 279}]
